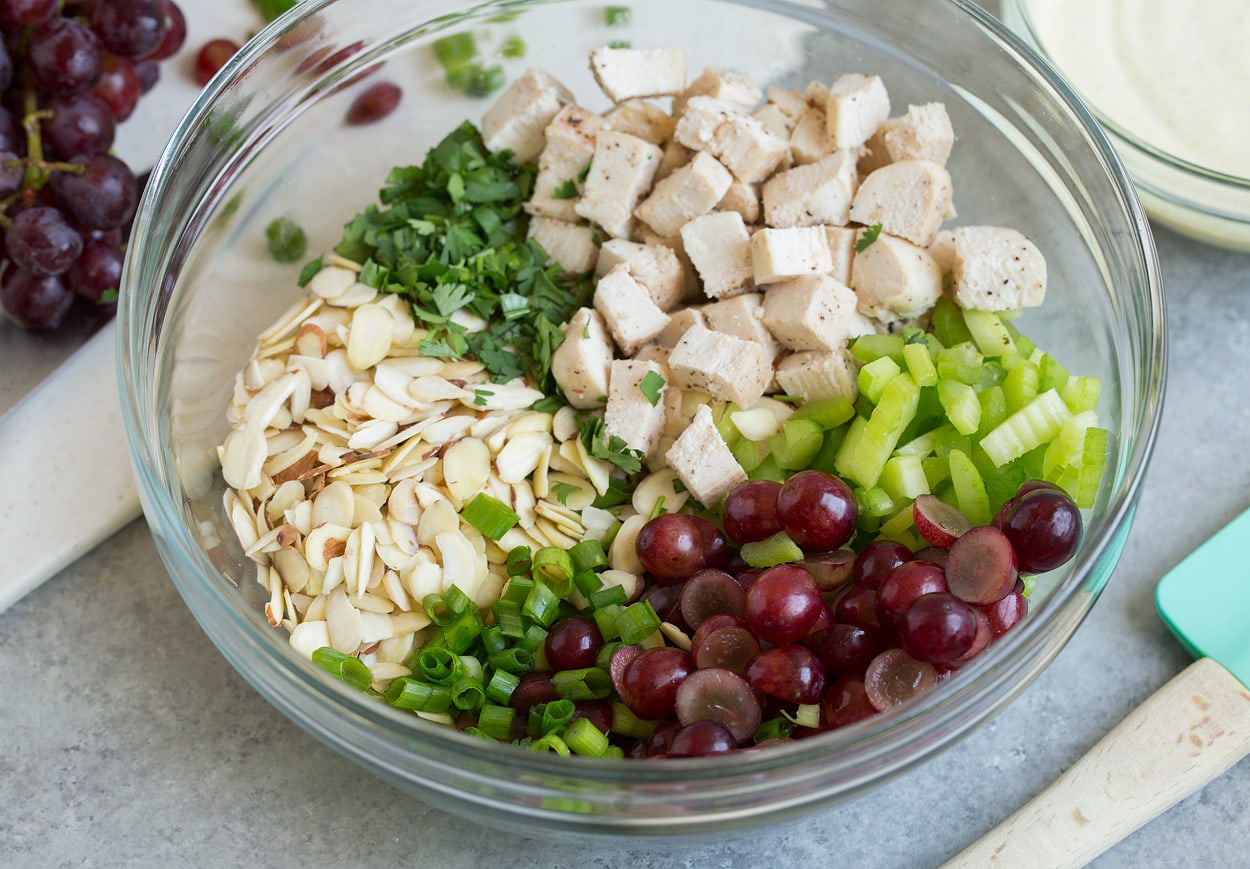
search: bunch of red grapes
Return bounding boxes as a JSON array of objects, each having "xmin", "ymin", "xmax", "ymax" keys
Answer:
[{"xmin": 0, "ymin": 0, "xmax": 186, "ymax": 331}]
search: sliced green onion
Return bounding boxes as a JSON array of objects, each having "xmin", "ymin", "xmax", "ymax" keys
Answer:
[
  {"xmin": 487, "ymin": 646, "xmax": 534, "ymax": 675},
  {"xmin": 611, "ymin": 702, "xmax": 657, "ymax": 738},
  {"xmin": 485, "ymin": 669, "xmax": 521, "ymax": 705},
  {"xmin": 501, "ymin": 576, "xmax": 533, "ymax": 607},
  {"xmin": 517, "ymin": 623, "xmax": 549, "ymax": 654},
  {"xmin": 384, "ymin": 677, "xmax": 453, "ymax": 712},
  {"xmin": 574, "ymin": 568, "xmax": 605, "ymax": 598},
  {"xmin": 461, "ymin": 493, "xmax": 520, "ymax": 540},
  {"xmin": 569, "ymin": 539, "xmax": 609, "ymax": 575},
  {"xmin": 438, "ymin": 609, "xmax": 483, "ymax": 654},
  {"xmin": 522, "ymin": 579, "xmax": 562, "ymax": 626},
  {"xmin": 480, "ymin": 625, "xmax": 507, "ymax": 656},
  {"xmin": 564, "ymin": 716, "xmax": 611, "ymax": 757},
  {"xmin": 739, "ymin": 530, "xmax": 803, "ymax": 568},
  {"xmin": 588, "ymin": 584, "xmax": 628, "ymax": 609},
  {"xmin": 476, "ymin": 703, "xmax": 515, "ymax": 740},
  {"xmin": 463, "ymin": 727, "xmax": 497, "ymax": 742},
  {"xmin": 553, "ymin": 667, "xmax": 612, "ymax": 701},
  {"xmin": 618, "ymin": 600, "xmax": 661, "ymax": 644},
  {"xmin": 541, "ymin": 698, "xmax": 576, "ymax": 734},
  {"xmin": 421, "ymin": 592, "xmax": 456, "ymax": 626},
  {"xmin": 491, "ymin": 598, "xmax": 526, "ymax": 638},
  {"xmin": 506, "ymin": 545, "xmax": 533, "ymax": 578},
  {"xmin": 451, "ymin": 676, "xmax": 486, "ymax": 711},
  {"xmin": 754, "ymin": 716, "xmax": 794, "ymax": 743},
  {"xmin": 601, "ymin": 745, "xmax": 626, "ymax": 760},
  {"xmin": 442, "ymin": 583, "xmax": 474, "ymax": 616},
  {"xmin": 533, "ymin": 547, "xmax": 575, "ymax": 597},
  {"xmin": 595, "ymin": 641, "xmax": 623, "ymax": 671},
  {"xmin": 529, "ymin": 734, "xmax": 570, "ymax": 755},
  {"xmin": 781, "ymin": 703, "xmax": 821, "ymax": 729},
  {"xmin": 311, "ymin": 647, "xmax": 372, "ymax": 692},
  {"xmin": 417, "ymin": 646, "xmax": 463, "ymax": 684},
  {"xmin": 593, "ymin": 603, "xmax": 623, "ymax": 641}
]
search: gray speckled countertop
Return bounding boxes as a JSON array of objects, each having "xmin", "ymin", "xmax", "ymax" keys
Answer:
[{"xmin": 3, "ymin": 225, "xmax": 1247, "ymax": 868}]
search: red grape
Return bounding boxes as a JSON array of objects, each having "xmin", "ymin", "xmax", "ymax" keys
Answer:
[
  {"xmin": 570, "ymin": 700, "xmax": 613, "ymax": 735},
  {"xmin": 897, "ymin": 592, "xmax": 978, "ymax": 664},
  {"xmin": 64, "ymin": 236, "xmax": 123, "ymax": 302},
  {"xmin": 0, "ymin": 148, "xmax": 22, "ymax": 197},
  {"xmin": 834, "ymin": 586, "xmax": 886, "ymax": 633},
  {"xmin": 692, "ymin": 625, "xmax": 759, "ymax": 675},
  {"xmin": 875, "ymin": 560, "xmax": 948, "ymax": 631},
  {"xmin": 821, "ymin": 676, "xmax": 876, "ymax": 730},
  {"xmin": 775, "ymin": 470, "xmax": 858, "ymax": 551},
  {"xmin": 0, "ymin": 36, "xmax": 10, "ymax": 92},
  {"xmin": 509, "ymin": 670, "xmax": 557, "ymax": 717},
  {"xmin": 945, "ymin": 525, "xmax": 1018, "ymax": 605},
  {"xmin": 863, "ymin": 648, "xmax": 937, "ymax": 711},
  {"xmin": 29, "ymin": 18, "xmax": 103, "ymax": 97},
  {"xmin": 981, "ymin": 589, "xmax": 1028, "ymax": 637},
  {"xmin": 994, "ymin": 485, "xmax": 1082, "ymax": 573},
  {"xmin": 133, "ymin": 58, "xmax": 159, "ymax": 92},
  {"xmin": 745, "ymin": 644, "xmax": 827, "ymax": 704},
  {"xmin": 346, "ymin": 81, "xmax": 402, "ymax": 126},
  {"xmin": 0, "ymin": 266, "xmax": 74, "ymax": 329},
  {"xmin": 679, "ymin": 568, "xmax": 745, "ymax": 629},
  {"xmin": 43, "ymin": 94, "xmax": 117, "ymax": 158},
  {"xmin": 91, "ymin": 54, "xmax": 142, "ymax": 121},
  {"xmin": 544, "ymin": 616, "xmax": 603, "ymax": 672},
  {"xmin": 194, "ymin": 38, "xmax": 240, "ymax": 86},
  {"xmin": 92, "ymin": 0, "xmax": 167, "ymax": 59},
  {"xmin": 146, "ymin": 0, "xmax": 186, "ymax": 62},
  {"xmin": 852, "ymin": 539, "xmax": 913, "ymax": 589},
  {"xmin": 912, "ymin": 493, "xmax": 972, "ymax": 548},
  {"xmin": 636, "ymin": 513, "xmax": 705, "ymax": 580},
  {"xmin": 619, "ymin": 646, "xmax": 694, "ymax": 721},
  {"xmin": 688, "ymin": 515, "xmax": 729, "ymax": 569},
  {"xmin": 798, "ymin": 549, "xmax": 855, "ymax": 591},
  {"xmin": 7, "ymin": 206, "xmax": 83, "ymax": 276},
  {"xmin": 722, "ymin": 479, "xmax": 783, "ymax": 544},
  {"xmin": 0, "ymin": 0, "xmax": 56, "ymax": 33},
  {"xmin": 674, "ymin": 667, "xmax": 761, "ymax": 742},
  {"xmin": 53, "ymin": 153, "xmax": 137, "ymax": 229},
  {"xmin": 810, "ymin": 623, "xmax": 887, "ymax": 677},
  {"xmin": 667, "ymin": 720, "xmax": 737, "ymax": 757},
  {"xmin": 743, "ymin": 564, "xmax": 824, "ymax": 644}
]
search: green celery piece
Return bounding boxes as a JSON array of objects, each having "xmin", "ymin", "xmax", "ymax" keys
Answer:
[
  {"xmin": 789, "ymin": 397, "xmax": 855, "ymax": 430},
  {"xmin": 962, "ymin": 309, "xmax": 1017, "ymax": 357},
  {"xmin": 973, "ymin": 447, "xmax": 1029, "ymax": 516},
  {"xmin": 933, "ymin": 425, "xmax": 972, "ymax": 458},
  {"xmin": 858, "ymin": 355, "xmax": 902, "ymax": 404},
  {"xmin": 877, "ymin": 502, "xmax": 921, "ymax": 547},
  {"xmin": 1002, "ymin": 319, "xmax": 1037, "ymax": 358},
  {"xmin": 936, "ymin": 342, "xmax": 984, "ymax": 386},
  {"xmin": 834, "ymin": 373, "xmax": 920, "ymax": 489},
  {"xmin": 1075, "ymin": 427, "xmax": 1109, "ymax": 508},
  {"xmin": 981, "ymin": 388, "xmax": 1072, "ymax": 467},
  {"xmin": 932, "ymin": 297, "xmax": 974, "ymax": 346},
  {"xmin": 976, "ymin": 385, "xmax": 1009, "ymax": 438},
  {"xmin": 880, "ymin": 453, "xmax": 930, "ymax": 502},
  {"xmin": 808, "ymin": 427, "xmax": 847, "ymax": 474},
  {"xmin": 715, "ymin": 402, "xmax": 742, "ymax": 446},
  {"xmin": 897, "ymin": 422, "xmax": 955, "ymax": 457},
  {"xmin": 850, "ymin": 333, "xmax": 906, "ymax": 364},
  {"xmin": 903, "ymin": 341, "xmax": 939, "ymax": 387},
  {"xmin": 922, "ymin": 454, "xmax": 951, "ymax": 489},
  {"xmin": 1062, "ymin": 375, "xmax": 1102, "ymax": 413},
  {"xmin": 895, "ymin": 385, "xmax": 944, "ymax": 447},
  {"xmin": 771, "ymin": 418, "xmax": 823, "ymax": 469},
  {"xmin": 854, "ymin": 485, "xmax": 897, "ymax": 518},
  {"xmin": 948, "ymin": 448, "xmax": 991, "ymax": 526},
  {"xmin": 1002, "ymin": 361, "xmax": 1040, "ymax": 411},
  {"xmin": 853, "ymin": 392, "xmax": 876, "ymax": 419},
  {"xmin": 1038, "ymin": 353, "xmax": 1071, "ymax": 393},
  {"xmin": 1042, "ymin": 410, "xmax": 1099, "ymax": 479},
  {"xmin": 749, "ymin": 454, "xmax": 786, "ymax": 482},
  {"xmin": 730, "ymin": 437, "xmax": 769, "ymax": 473},
  {"xmin": 739, "ymin": 531, "xmax": 803, "ymax": 568},
  {"xmin": 936, "ymin": 378, "xmax": 981, "ymax": 436}
]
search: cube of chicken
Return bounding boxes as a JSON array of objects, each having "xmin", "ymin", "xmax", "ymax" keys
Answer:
[
  {"xmin": 850, "ymin": 230, "xmax": 943, "ymax": 323},
  {"xmin": 764, "ymin": 85, "xmax": 810, "ymax": 122},
  {"xmin": 762, "ymin": 150, "xmax": 858, "ymax": 228},
  {"xmin": 860, "ymin": 102, "xmax": 956, "ymax": 175},
  {"xmin": 657, "ymin": 307, "xmax": 706, "ymax": 348},
  {"xmin": 673, "ymin": 96, "xmax": 738, "ymax": 151},
  {"xmin": 635, "ymin": 151, "xmax": 734, "ymax": 238},
  {"xmin": 654, "ymin": 139, "xmax": 695, "ymax": 183},
  {"xmin": 751, "ymin": 226, "xmax": 834, "ymax": 284},
  {"xmin": 680, "ymin": 211, "xmax": 754, "ymax": 299},
  {"xmin": 590, "ymin": 46, "xmax": 686, "ymax": 102},
  {"xmin": 481, "ymin": 68, "xmax": 575, "ymax": 164},
  {"xmin": 527, "ymin": 105, "xmax": 604, "ymax": 222},
  {"xmin": 665, "ymin": 404, "xmax": 748, "ymax": 507},
  {"xmin": 633, "ymin": 344, "xmax": 671, "ymax": 366},
  {"xmin": 927, "ymin": 229, "xmax": 957, "ymax": 277},
  {"xmin": 603, "ymin": 99, "xmax": 677, "ymax": 146},
  {"xmin": 593, "ymin": 265, "xmax": 671, "ymax": 355},
  {"xmin": 824, "ymin": 73, "xmax": 890, "ymax": 150},
  {"xmin": 574, "ymin": 131, "xmax": 663, "ymax": 239},
  {"xmin": 710, "ymin": 114, "xmax": 789, "ymax": 184},
  {"xmin": 824, "ymin": 226, "xmax": 857, "ymax": 285},
  {"xmin": 775, "ymin": 349, "xmax": 860, "ymax": 403},
  {"xmin": 753, "ymin": 102, "xmax": 800, "ymax": 140},
  {"xmin": 605, "ymin": 359, "xmax": 668, "ymax": 456},
  {"xmin": 669, "ymin": 324, "xmax": 771, "ymax": 407},
  {"xmin": 849, "ymin": 159, "xmax": 953, "ymax": 249},
  {"xmin": 717, "ymin": 179, "xmax": 761, "ymax": 225},
  {"xmin": 761, "ymin": 275, "xmax": 860, "ymax": 351},
  {"xmin": 595, "ymin": 239, "xmax": 688, "ymax": 311},
  {"xmin": 701, "ymin": 293, "xmax": 780, "ymax": 364},
  {"xmin": 551, "ymin": 308, "xmax": 614, "ymax": 409},
  {"xmin": 528, "ymin": 216, "xmax": 598, "ymax": 273},
  {"xmin": 676, "ymin": 66, "xmax": 763, "ymax": 114},
  {"xmin": 948, "ymin": 226, "xmax": 1047, "ymax": 310},
  {"xmin": 790, "ymin": 105, "xmax": 832, "ymax": 165}
]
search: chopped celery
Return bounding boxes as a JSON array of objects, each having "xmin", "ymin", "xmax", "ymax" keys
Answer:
[
  {"xmin": 922, "ymin": 454, "xmax": 952, "ymax": 489},
  {"xmin": 1038, "ymin": 353, "xmax": 1070, "ymax": 393},
  {"xmin": 936, "ymin": 342, "xmax": 984, "ymax": 385},
  {"xmin": 1061, "ymin": 375, "xmax": 1101, "ymax": 413},
  {"xmin": 976, "ymin": 385, "xmax": 1009, "ymax": 438},
  {"xmin": 896, "ymin": 385, "xmax": 944, "ymax": 447},
  {"xmin": 854, "ymin": 485, "xmax": 897, "ymax": 518},
  {"xmin": 933, "ymin": 425, "xmax": 973, "ymax": 458},
  {"xmin": 1075, "ymin": 427, "xmax": 1109, "ymax": 508},
  {"xmin": 853, "ymin": 392, "xmax": 876, "ymax": 420},
  {"xmin": 932, "ymin": 297, "xmax": 974, "ymax": 346},
  {"xmin": 740, "ymin": 531, "xmax": 803, "ymax": 567},
  {"xmin": 716, "ymin": 402, "xmax": 743, "ymax": 445},
  {"xmin": 790, "ymin": 397, "xmax": 855, "ymax": 430},
  {"xmin": 897, "ymin": 422, "xmax": 955, "ymax": 457},
  {"xmin": 808, "ymin": 427, "xmax": 847, "ymax": 474},
  {"xmin": 962, "ymin": 309, "xmax": 1017, "ymax": 357},
  {"xmin": 903, "ymin": 341, "xmax": 939, "ymax": 387},
  {"xmin": 877, "ymin": 502, "xmax": 921, "ymax": 547},
  {"xmin": 948, "ymin": 448, "xmax": 991, "ymax": 526},
  {"xmin": 1002, "ymin": 360, "xmax": 1040, "ymax": 411},
  {"xmin": 834, "ymin": 373, "xmax": 919, "ymax": 489},
  {"xmin": 771, "ymin": 418, "xmax": 823, "ymax": 469},
  {"xmin": 880, "ymin": 453, "xmax": 930, "ymax": 501},
  {"xmin": 730, "ymin": 407, "xmax": 779, "ymax": 441},
  {"xmin": 858, "ymin": 355, "xmax": 902, "ymax": 404},
  {"xmin": 980, "ymin": 388, "xmax": 1072, "ymax": 467},
  {"xmin": 749, "ymin": 454, "xmax": 786, "ymax": 482},
  {"xmin": 1002, "ymin": 319, "xmax": 1037, "ymax": 358},
  {"xmin": 973, "ymin": 447, "xmax": 1029, "ymax": 515},
  {"xmin": 1042, "ymin": 410, "xmax": 1099, "ymax": 479},
  {"xmin": 850, "ymin": 333, "xmax": 907, "ymax": 364},
  {"xmin": 937, "ymin": 378, "xmax": 981, "ymax": 436},
  {"xmin": 730, "ymin": 437, "xmax": 769, "ymax": 473}
]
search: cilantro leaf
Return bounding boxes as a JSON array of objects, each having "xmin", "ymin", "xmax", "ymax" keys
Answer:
[
  {"xmin": 551, "ymin": 179, "xmax": 578, "ymax": 200},
  {"xmin": 550, "ymin": 482, "xmax": 580, "ymax": 506},
  {"xmin": 855, "ymin": 222, "xmax": 883, "ymax": 252},
  {"xmin": 638, "ymin": 370, "xmax": 665, "ymax": 406},
  {"xmin": 579, "ymin": 417, "xmax": 644, "ymax": 475}
]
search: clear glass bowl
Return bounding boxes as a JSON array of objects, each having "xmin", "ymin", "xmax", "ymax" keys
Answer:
[
  {"xmin": 1001, "ymin": 0, "xmax": 1250, "ymax": 251},
  {"xmin": 118, "ymin": 0, "xmax": 1165, "ymax": 840}
]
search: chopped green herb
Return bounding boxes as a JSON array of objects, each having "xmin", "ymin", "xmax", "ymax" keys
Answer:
[
  {"xmin": 551, "ymin": 179, "xmax": 578, "ymax": 200},
  {"xmin": 450, "ymin": 63, "xmax": 506, "ymax": 98},
  {"xmin": 499, "ymin": 35, "xmax": 527, "ymax": 58},
  {"xmin": 638, "ymin": 370, "xmax": 665, "ymax": 406},
  {"xmin": 432, "ymin": 32, "xmax": 478, "ymax": 70},
  {"xmin": 855, "ymin": 222, "xmax": 883, "ymax": 252},
  {"xmin": 297, "ymin": 256, "xmax": 324, "ymax": 287},
  {"xmin": 648, "ymin": 496, "xmax": 666, "ymax": 519},
  {"xmin": 550, "ymin": 481, "xmax": 580, "ymax": 505},
  {"xmin": 266, "ymin": 217, "xmax": 308, "ymax": 263},
  {"xmin": 577, "ymin": 161, "xmax": 592, "ymax": 183},
  {"xmin": 473, "ymin": 388, "xmax": 493, "ymax": 407},
  {"xmin": 579, "ymin": 416, "xmax": 644, "ymax": 474},
  {"xmin": 605, "ymin": 5, "xmax": 632, "ymax": 26},
  {"xmin": 608, "ymin": 39, "xmax": 632, "ymax": 49},
  {"xmin": 97, "ymin": 288, "xmax": 118, "ymax": 304},
  {"xmin": 251, "ymin": 0, "xmax": 298, "ymax": 21}
]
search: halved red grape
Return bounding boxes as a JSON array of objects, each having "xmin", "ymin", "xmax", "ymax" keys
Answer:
[
  {"xmin": 745, "ymin": 644, "xmax": 827, "ymax": 704},
  {"xmin": 810, "ymin": 623, "xmax": 887, "ymax": 677},
  {"xmin": 799, "ymin": 549, "xmax": 856, "ymax": 591},
  {"xmin": 618, "ymin": 646, "xmax": 694, "ymax": 721},
  {"xmin": 775, "ymin": 470, "xmax": 858, "ymax": 551},
  {"xmin": 993, "ymin": 485, "xmax": 1082, "ymax": 573},
  {"xmin": 743, "ymin": 564, "xmax": 824, "ymax": 644},
  {"xmin": 689, "ymin": 613, "xmax": 746, "ymax": 651},
  {"xmin": 636, "ymin": 513, "xmax": 705, "ymax": 580},
  {"xmin": 544, "ymin": 616, "xmax": 603, "ymax": 672},
  {"xmin": 688, "ymin": 515, "xmax": 729, "ymax": 569},
  {"xmin": 674, "ymin": 667, "xmax": 761, "ymax": 743},
  {"xmin": 913, "ymin": 546, "xmax": 949, "ymax": 569},
  {"xmin": 952, "ymin": 606, "xmax": 993, "ymax": 664},
  {"xmin": 722, "ymin": 479, "xmax": 782, "ymax": 544},
  {"xmin": 667, "ymin": 719, "xmax": 737, "ymax": 757},
  {"xmin": 834, "ymin": 586, "xmax": 885, "ymax": 633},
  {"xmin": 679, "ymin": 568, "xmax": 745, "ymax": 630},
  {"xmin": 946, "ymin": 525, "xmax": 1018, "ymax": 605},
  {"xmin": 608, "ymin": 643, "xmax": 641, "ymax": 700},
  {"xmin": 821, "ymin": 676, "xmax": 876, "ymax": 729},
  {"xmin": 570, "ymin": 699, "xmax": 613, "ymax": 735},
  {"xmin": 692, "ymin": 625, "xmax": 759, "ymax": 675},
  {"xmin": 875, "ymin": 560, "xmax": 948, "ymax": 631},
  {"xmin": 863, "ymin": 648, "xmax": 937, "ymax": 711},
  {"xmin": 912, "ymin": 494, "xmax": 972, "ymax": 548},
  {"xmin": 509, "ymin": 670, "xmax": 557, "ymax": 717},
  {"xmin": 852, "ymin": 539, "xmax": 913, "ymax": 589},
  {"xmin": 981, "ymin": 589, "xmax": 1027, "ymax": 637},
  {"xmin": 897, "ymin": 592, "xmax": 978, "ymax": 664},
  {"xmin": 194, "ymin": 38, "xmax": 239, "ymax": 86}
]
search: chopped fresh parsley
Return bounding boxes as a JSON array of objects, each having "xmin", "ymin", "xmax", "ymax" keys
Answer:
[
  {"xmin": 266, "ymin": 217, "xmax": 308, "ymax": 263},
  {"xmin": 608, "ymin": 39, "xmax": 632, "ymax": 49},
  {"xmin": 605, "ymin": 5, "xmax": 632, "ymax": 26},
  {"xmin": 499, "ymin": 36, "xmax": 526, "ymax": 58},
  {"xmin": 320, "ymin": 121, "xmax": 593, "ymax": 399},
  {"xmin": 579, "ymin": 417, "xmax": 644, "ymax": 475},
  {"xmin": 98, "ymin": 288, "xmax": 118, "ymax": 304},
  {"xmin": 550, "ymin": 482, "xmax": 580, "ymax": 505},
  {"xmin": 551, "ymin": 179, "xmax": 578, "ymax": 200},
  {"xmin": 855, "ymin": 222, "xmax": 883, "ymax": 252},
  {"xmin": 648, "ymin": 496, "xmax": 667, "ymax": 519},
  {"xmin": 577, "ymin": 161, "xmax": 592, "ymax": 183},
  {"xmin": 638, "ymin": 370, "xmax": 665, "ymax": 406},
  {"xmin": 297, "ymin": 256, "xmax": 324, "ymax": 287},
  {"xmin": 433, "ymin": 32, "xmax": 506, "ymax": 98},
  {"xmin": 473, "ymin": 388, "xmax": 493, "ymax": 407}
]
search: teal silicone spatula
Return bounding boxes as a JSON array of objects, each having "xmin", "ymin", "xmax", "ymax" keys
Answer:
[{"xmin": 946, "ymin": 508, "xmax": 1250, "ymax": 868}]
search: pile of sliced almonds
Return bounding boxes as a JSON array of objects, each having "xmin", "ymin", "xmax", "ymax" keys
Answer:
[{"xmin": 218, "ymin": 253, "xmax": 687, "ymax": 701}]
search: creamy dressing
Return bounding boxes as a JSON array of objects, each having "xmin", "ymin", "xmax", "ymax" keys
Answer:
[{"xmin": 1023, "ymin": 0, "xmax": 1250, "ymax": 177}]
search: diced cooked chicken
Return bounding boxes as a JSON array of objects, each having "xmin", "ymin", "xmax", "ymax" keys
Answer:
[
  {"xmin": 849, "ymin": 159, "xmax": 953, "ymax": 248},
  {"xmin": 665, "ymin": 404, "xmax": 747, "ymax": 506},
  {"xmin": 605, "ymin": 359, "xmax": 668, "ymax": 456},
  {"xmin": 753, "ymin": 102, "xmax": 800, "ymax": 140},
  {"xmin": 673, "ymin": 97, "xmax": 789, "ymax": 183},
  {"xmin": 481, "ymin": 68, "xmax": 575, "ymax": 164},
  {"xmin": 775, "ymin": 349, "xmax": 860, "ymax": 402},
  {"xmin": 593, "ymin": 265, "xmax": 671, "ymax": 355},
  {"xmin": 824, "ymin": 73, "xmax": 890, "ymax": 150},
  {"xmin": 765, "ymin": 85, "xmax": 810, "ymax": 121},
  {"xmin": 850, "ymin": 230, "xmax": 943, "ymax": 323},
  {"xmin": 668, "ymin": 323, "xmax": 771, "ymax": 407},
  {"xmin": 860, "ymin": 102, "xmax": 956, "ymax": 175},
  {"xmin": 638, "ymin": 228, "xmax": 702, "ymax": 302},
  {"xmin": 590, "ymin": 46, "xmax": 686, "ymax": 102},
  {"xmin": 701, "ymin": 293, "xmax": 780, "ymax": 364},
  {"xmin": 716, "ymin": 179, "xmax": 760, "ymax": 224},
  {"xmin": 603, "ymin": 99, "xmax": 677, "ymax": 146},
  {"xmin": 654, "ymin": 139, "xmax": 695, "ymax": 183},
  {"xmin": 656, "ymin": 307, "xmax": 705, "ymax": 348},
  {"xmin": 676, "ymin": 66, "xmax": 763, "ymax": 114},
  {"xmin": 947, "ymin": 226, "xmax": 1047, "ymax": 310},
  {"xmin": 927, "ymin": 229, "xmax": 957, "ymax": 277},
  {"xmin": 761, "ymin": 150, "xmax": 858, "ymax": 228},
  {"xmin": 634, "ymin": 344, "xmax": 671, "ymax": 365},
  {"xmin": 574, "ymin": 131, "xmax": 663, "ymax": 239},
  {"xmin": 528, "ymin": 216, "xmax": 598, "ymax": 273},
  {"xmin": 680, "ymin": 211, "xmax": 754, "ymax": 299},
  {"xmin": 551, "ymin": 307, "xmax": 614, "ymax": 409},
  {"xmin": 790, "ymin": 105, "xmax": 832, "ymax": 165},
  {"xmin": 527, "ymin": 105, "xmax": 604, "ymax": 222},
  {"xmin": 673, "ymin": 96, "xmax": 738, "ymax": 151},
  {"xmin": 751, "ymin": 227, "xmax": 834, "ymax": 284},
  {"xmin": 635, "ymin": 151, "xmax": 734, "ymax": 238},
  {"xmin": 595, "ymin": 239, "xmax": 688, "ymax": 311},
  {"xmin": 824, "ymin": 226, "xmax": 857, "ymax": 285},
  {"xmin": 761, "ymin": 274, "xmax": 860, "ymax": 351}
]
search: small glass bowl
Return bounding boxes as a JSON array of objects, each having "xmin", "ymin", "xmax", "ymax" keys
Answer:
[
  {"xmin": 117, "ymin": 0, "xmax": 1165, "ymax": 841},
  {"xmin": 1001, "ymin": 0, "xmax": 1250, "ymax": 251}
]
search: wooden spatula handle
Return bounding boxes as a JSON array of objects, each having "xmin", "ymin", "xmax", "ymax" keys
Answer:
[{"xmin": 944, "ymin": 657, "xmax": 1250, "ymax": 868}]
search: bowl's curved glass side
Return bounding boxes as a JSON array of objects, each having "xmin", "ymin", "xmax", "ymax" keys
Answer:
[{"xmin": 119, "ymin": 0, "xmax": 1165, "ymax": 838}]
